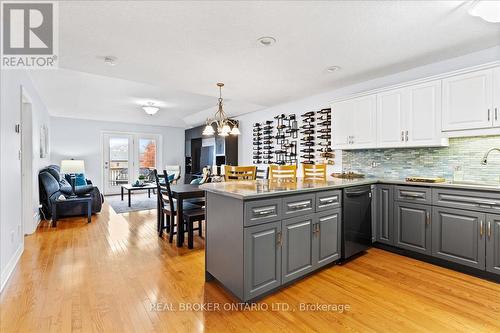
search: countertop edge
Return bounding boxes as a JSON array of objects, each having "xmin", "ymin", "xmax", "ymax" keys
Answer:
[{"xmin": 200, "ymin": 178, "xmax": 500, "ymax": 200}]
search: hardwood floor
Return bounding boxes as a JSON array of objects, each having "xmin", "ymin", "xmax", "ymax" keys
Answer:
[{"xmin": 2, "ymin": 203, "xmax": 500, "ymax": 332}]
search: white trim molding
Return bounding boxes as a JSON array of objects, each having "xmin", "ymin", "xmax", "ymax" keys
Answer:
[{"xmin": 0, "ymin": 244, "xmax": 23, "ymax": 292}]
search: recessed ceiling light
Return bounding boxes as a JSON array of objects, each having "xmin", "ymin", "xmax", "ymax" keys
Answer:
[
  {"xmin": 326, "ymin": 66, "xmax": 341, "ymax": 73},
  {"xmin": 104, "ymin": 56, "xmax": 117, "ymax": 66},
  {"xmin": 257, "ymin": 36, "xmax": 277, "ymax": 47}
]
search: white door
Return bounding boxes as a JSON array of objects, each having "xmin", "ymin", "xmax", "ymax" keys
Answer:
[
  {"xmin": 351, "ymin": 94, "xmax": 377, "ymax": 149},
  {"xmin": 103, "ymin": 134, "xmax": 134, "ymax": 195},
  {"xmin": 376, "ymin": 88, "xmax": 406, "ymax": 148},
  {"xmin": 406, "ymin": 80, "xmax": 444, "ymax": 147},
  {"xmin": 493, "ymin": 67, "xmax": 500, "ymax": 127},
  {"xmin": 331, "ymin": 99, "xmax": 354, "ymax": 149},
  {"xmin": 442, "ymin": 69, "xmax": 493, "ymax": 131}
]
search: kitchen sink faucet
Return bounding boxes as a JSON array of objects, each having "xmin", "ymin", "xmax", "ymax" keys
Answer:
[{"xmin": 481, "ymin": 148, "xmax": 500, "ymax": 165}]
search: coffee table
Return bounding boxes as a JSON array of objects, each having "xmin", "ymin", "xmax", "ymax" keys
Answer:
[{"xmin": 121, "ymin": 183, "xmax": 157, "ymax": 207}]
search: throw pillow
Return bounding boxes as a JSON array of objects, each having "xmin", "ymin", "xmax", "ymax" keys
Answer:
[
  {"xmin": 168, "ymin": 174, "xmax": 175, "ymax": 183},
  {"xmin": 75, "ymin": 173, "xmax": 87, "ymax": 186},
  {"xmin": 190, "ymin": 178, "xmax": 201, "ymax": 185}
]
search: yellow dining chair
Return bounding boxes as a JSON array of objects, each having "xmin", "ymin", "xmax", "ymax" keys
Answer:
[
  {"xmin": 269, "ymin": 165, "xmax": 297, "ymax": 181},
  {"xmin": 303, "ymin": 164, "xmax": 327, "ymax": 181},
  {"xmin": 224, "ymin": 166, "xmax": 257, "ymax": 181}
]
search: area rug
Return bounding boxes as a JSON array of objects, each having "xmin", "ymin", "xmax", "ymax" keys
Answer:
[{"xmin": 106, "ymin": 193, "xmax": 157, "ymax": 214}]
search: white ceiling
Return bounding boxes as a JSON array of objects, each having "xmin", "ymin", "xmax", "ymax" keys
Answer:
[{"xmin": 31, "ymin": 0, "xmax": 500, "ymax": 127}]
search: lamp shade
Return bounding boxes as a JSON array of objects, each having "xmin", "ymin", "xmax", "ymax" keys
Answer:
[{"xmin": 60, "ymin": 160, "xmax": 85, "ymax": 174}]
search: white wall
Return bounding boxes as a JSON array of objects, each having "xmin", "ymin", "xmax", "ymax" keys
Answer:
[
  {"xmin": 49, "ymin": 117, "xmax": 185, "ymax": 190},
  {"xmin": 0, "ymin": 70, "xmax": 51, "ymax": 291},
  {"xmin": 236, "ymin": 46, "xmax": 500, "ymax": 175}
]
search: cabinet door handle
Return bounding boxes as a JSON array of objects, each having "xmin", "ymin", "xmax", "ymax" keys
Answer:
[
  {"xmin": 319, "ymin": 197, "xmax": 338, "ymax": 205},
  {"xmin": 480, "ymin": 220, "xmax": 484, "ymax": 237},
  {"xmin": 488, "ymin": 221, "xmax": 492, "ymax": 239},
  {"xmin": 405, "ymin": 130, "xmax": 409, "ymax": 142},
  {"xmin": 253, "ymin": 207, "xmax": 276, "ymax": 217},
  {"xmin": 287, "ymin": 201, "xmax": 311, "ymax": 210},
  {"xmin": 401, "ymin": 131, "xmax": 404, "ymax": 142},
  {"xmin": 426, "ymin": 212, "xmax": 430, "ymax": 225},
  {"xmin": 276, "ymin": 231, "xmax": 282, "ymax": 246},
  {"xmin": 496, "ymin": 107, "xmax": 498, "ymax": 121},
  {"xmin": 488, "ymin": 109, "xmax": 491, "ymax": 121}
]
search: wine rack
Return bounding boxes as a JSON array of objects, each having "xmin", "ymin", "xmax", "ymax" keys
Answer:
[
  {"xmin": 299, "ymin": 111, "xmax": 316, "ymax": 164},
  {"xmin": 262, "ymin": 120, "xmax": 274, "ymax": 164},
  {"xmin": 274, "ymin": 114, "xmax": 297, "ymax": 165},
  {"xmin": 316, "ymin": 108, "xmax": 334, "ymax": 165},
  {"xmin": 252, "ymin": 122, "xmax": 263, "ymax": 164}
]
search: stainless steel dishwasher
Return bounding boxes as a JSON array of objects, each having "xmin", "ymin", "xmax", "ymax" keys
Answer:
[{"xmin": 342, "ymin": 186, "xmax": 372, "ymax": 261}]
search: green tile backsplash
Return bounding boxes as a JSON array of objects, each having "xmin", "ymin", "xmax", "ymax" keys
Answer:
[{"xmin": 342, "ymin": 136, "xmax": 500, "ymax": 183}]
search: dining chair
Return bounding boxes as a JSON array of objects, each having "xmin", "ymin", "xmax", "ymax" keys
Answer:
[
  {"xmin": 269, "ymin": 164, "xmax": 297, "ymax": 180},
  {"xmin": 303, "ymin": 164, "xmax": 327, "ymax": 181},
  {"xmin": 224, "ymin": 166, "xmax": 257, "ymax": 181},
  {"xmin": 154, "ymin": 170, "xmax": 202, "ymax": 244}
]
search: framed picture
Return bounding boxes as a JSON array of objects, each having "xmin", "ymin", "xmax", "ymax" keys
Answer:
[{"xmin": 40, "ymin": 125, "xmax": 48, "ymax": 158}]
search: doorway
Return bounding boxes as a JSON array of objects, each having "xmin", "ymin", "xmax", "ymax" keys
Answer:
[
  {"xmin": 102, "ymin": 132, "xmax": 161, "ymax": 195},
  {"xmin": 21, "ymin": 88, "xmax": 34, "ymax": 235}
]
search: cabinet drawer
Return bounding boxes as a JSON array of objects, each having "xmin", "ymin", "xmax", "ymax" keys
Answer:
[
  {"xmin": 433, "ymin": 188, "xmax": 500, "ymax": 214},
  {"xmin": 316, "ymin": 190, "xmax": 342, "ymax": 212},
  {"xmin": 282, "ymin": 194, "xmax": 315, "ymax": 218},
  {"xmin": 395, "ymin": 186, "xmax": 431, "ymax": 204},
  {"xmin": 244, "ymin": 198, "xmax": 282, "ymax": 226}
]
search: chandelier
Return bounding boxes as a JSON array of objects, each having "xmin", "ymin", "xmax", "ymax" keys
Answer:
[{"xmin": 202, "ymin": 83, "xmax": 240, "ymax": 136}]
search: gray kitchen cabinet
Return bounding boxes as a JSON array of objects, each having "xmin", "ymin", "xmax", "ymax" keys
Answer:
[
  {"xmin": 486, "ymin": 214, "xmax": 500, "ymax": 276},
  {"xmin": 314, "ymin": 209, "xmax": 342, "ymax": 268},
  {"xmin": 281, "ymin": 215, "xmax": 315, "ymax": 284},
  {"xmin": 376, "ymin": 184, "xmax": 394, "ymax": 245},
  {"xmin": 244, "ymin": 221, "xmax": 282, "ymax": 300},
  {"xmin": 394, "ymin": 202, "xmax": 432, "ymax": 255},
  {"xmin": 432, "ymin": 207, "xmax": 485, "ymax": 270}
]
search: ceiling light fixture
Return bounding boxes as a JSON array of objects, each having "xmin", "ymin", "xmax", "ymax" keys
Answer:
[
  {"xmin": 469, "ymin": 0, "xmax": 500, "ymax": 23},
  {"xmin": 257, "ymin": 36, "xmax": 277, "ymax": 47},
  {"xmin": 202, "ymin": 83, "xmax": 240, "ymax": 136},
  {"xmin": 104, "ymin": 56, "xmax": 117, "ymax": 66},
  {"xmin": 326, "ymin": 65, "xmax": 341, "ymax": 73},
  {"xmin": 142, "ymin": 102, "xmax": 160, "ymax": 115}
]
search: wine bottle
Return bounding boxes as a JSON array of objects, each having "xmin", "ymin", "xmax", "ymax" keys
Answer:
[
  {"xmin": 317, "ymin": 116, "xmax": 331, "ymax": 121},
  {"xmin": 302, "ymin": 118, "xmax": 315, "ymax": 123},
  {"xmin": 317, "ymin": 120, "xmax": 331, "ymax": 126},
  {"xmin": 320, "ymin": 152, "xmax": 334, "ymax": 158},
  {"xmin": 274, "ymin": 114, "xmax": 285, "ymax": 119},
  {"xmin": 317, "ymin": 134, "xmax": 331, "ymax": 140},
  {"xmin": 263, "ymin": 145, "xmax": 274, "ymax": 150},
  {"xmin": 301, "ymin": 130, "xmax": 315, "ymax": 135},
  {"xmin": 300, "ymin": 148, "xmax": 314, "ymax": 153},
  {"xmin": 301, "ymin": 154, "xmax": 314, "ymax": 159},
  {"xmin": 318, "ymin": 142, "xmax": 331, "ymax": 146},
  {"xmin": 301, "ymin": 160, "xmax": 314, "ymax": 165},
  {"xmin": 318, "ymin": 108, "xmax": 331, "ymax": 114},
  {"xmin": 253, "ymin": 123, "xmax": 262, "ymax": 127},
  {"xmin": 300, "ymin": 142, "xmax": 314, "ymax": 146},
  {"xmin": 317, "ymin": 147, "xmax": 333, "ymax": 152},
  {"xmin": 301, "ymin": 136, "xmax": 314, "ymax": 141},
  {"xmin": 317, "ymin": 129, "xmax": 330, "ymax": 133},
  {"xmin": 301, "ymin": 124, "xmax": 314, "ymax": 129},
  {"xmin": 301, "ymin": 111, "xmax": 315, "ymax": 117}
]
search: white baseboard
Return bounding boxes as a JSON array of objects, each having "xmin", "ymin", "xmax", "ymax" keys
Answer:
[{"xmin": 0, "ymin": 244, "xmax": 23, "ymax": 293}]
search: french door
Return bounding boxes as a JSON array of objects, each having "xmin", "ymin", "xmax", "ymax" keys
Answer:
[{"xmin": 103, "ymin": 133, "xmax": 160, "ymax": 195}]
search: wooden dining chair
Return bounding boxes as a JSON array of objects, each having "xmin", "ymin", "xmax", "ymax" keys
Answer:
[
  {"xmin": 303, "ymin": 164, "xmax": 327, "ymax": 181},
  {"xmin": 268, "ymin": 165, "xmax": 297, "ymax": 180},
  {"xmin": 224, "ymin": 166, "xmax": 257, "ymax": 181},
  {"xmin": 154, "ymin": 170, "xmax": 202, "ymax": 245}
]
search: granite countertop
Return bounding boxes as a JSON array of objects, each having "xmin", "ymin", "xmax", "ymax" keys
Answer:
[{"xmin": 199, "ymin": 177, "xmax": 500, "ymax": 200}]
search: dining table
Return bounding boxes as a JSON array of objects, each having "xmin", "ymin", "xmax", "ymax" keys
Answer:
[{"xmin": 169, "ymin": 183, "xmax": 205, "ymax": 247}]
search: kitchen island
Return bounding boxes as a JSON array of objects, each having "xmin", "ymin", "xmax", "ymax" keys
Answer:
[
  {"xmin": 201, "ymin": 178, "xmax": 500, "ymax": 302},
  {"xmin": 200, "ymin": 178, "xmax": 375, "ymax": 302}
]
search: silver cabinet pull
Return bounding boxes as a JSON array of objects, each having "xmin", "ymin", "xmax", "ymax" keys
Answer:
[
  {"xmin": 480, "ymin": 220, "xmax": 484, "ymax": 237},
  {"xmin": 488, "ymin": 221, "xmax": 492, "ymax": 239},
  {"xmin": 276, "ymin": 231, "xmax": 282, "ymax": 246},
  {"xmin": 400, "ymin": 191, "xmax": 425, "ymax": 199},
  {"xmin": 439, "ymin": 194, "xmax": 499, "ymax": 207},
  {"xmin": 405, "ymin": 130, "xmax": 409, "ymax": 142},
  {"xmin": 488, "ymin": 109, "xmax": 491, "ymax": 121},
  {"xmin": 495, "ymin": 107, "xmax": 498, "ymax": 121},
  {"xmin": 253, "ymin": 206, "xmax": 276, "ymax": 217},
  {"xmin": 426, "ymin": 212, "xmax": 430, "ymax": 225},
  {"xmin": 401, "ymin": 131, "xmax": 404, "ymax": 142},
  {"xmin": 287, "ymin": 201, "xmax": 311, "ymax": 210},
  {"xmin": 319, "ymin": 196, "xmax": 338, "ymax": 205}
]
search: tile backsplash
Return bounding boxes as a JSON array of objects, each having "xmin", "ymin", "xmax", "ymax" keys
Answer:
[{"xmin": 342, "ymin": 136, "xmax": 500, "ymax": 183}]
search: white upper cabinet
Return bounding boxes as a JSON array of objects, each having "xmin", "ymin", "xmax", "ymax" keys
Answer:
[
  {"xmin": 493, "ymin": 67, "xmax": 500, "ymax": 128},
  {"xmin": 351, "ymin": 95, "xmax": 377, "ymax": 149},
  {"xmin": 332, "ymin": 94, "xmax": 376, "ymax": 150},
  {"xmin": 376, "ymin": 89, "xmax": 406, "ymax": 148},
  {"xmin": 442, "ymin": 69, "xmax": 493, "ymax": 131},
  {"xmin": 406, "ymin": 80, "xmax": 445, "ymax": 147}
]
